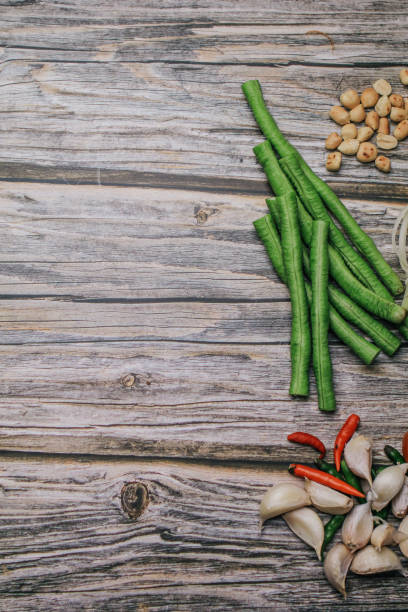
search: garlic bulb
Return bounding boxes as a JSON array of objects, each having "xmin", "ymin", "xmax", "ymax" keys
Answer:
[
  {"xmin": 283, "ymin": 507, "xmax": 324, "ymax": 560},
  {"xmin": 305, "ymin": 479, "xmax": 353, "ymax": 515},
  {"xmin": 344, "ymin": 435, "xmax": 373, "ymax": 486},
  {"xmin": 351, "ymin": 545, "xmax": 404, "ymax": 575},
  {"xmin": 371, "ymin": 463, "xmax": 408, "ymax": 511},
  {"xmin": 370, "ymin": 522, "xmax": 396, "ymax": 551},
  {"xmin": 398, "ymin": 515, "xmax": 408, "ymax": 558},
  {"xmin": 342, "ymin": 502, "xmax": 373, "ymax": 552},
  {"xmin": 324, "ymin": 542, "xmax": 354, "ymax": 598},
  {"xmin": 260, "ymin": 483, "xmax": 310, "ymax": 525},
  {"xmin": 392, "ymin": 476, "xmax": 408, "ymax": 519}
]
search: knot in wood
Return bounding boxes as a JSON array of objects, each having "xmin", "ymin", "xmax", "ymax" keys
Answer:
[
  {"xmin": 194, "ymin": 206, "xmax": 219, "ymax": 225},
  {"xmin": 121, "ymin": 373, "xmax": 135, "ymax": 387},
  {"xmin": 121, "ymin": 482, "xmax": 149, "ymax": 519}
]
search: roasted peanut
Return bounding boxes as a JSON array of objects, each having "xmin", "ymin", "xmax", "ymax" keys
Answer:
[
  {"xmin": 365, "ymin": 110, "xmax": 379, "ymax": 131},
  {"xmin": 361, "ymin": 87, "xmax": 379, "ymax": 108},
  {"xmin": 400, "ymin": 68, "xmax": 408, "ymax": 86},
  {"xmin": 375, "ymin": 95, "xmax": 391, "ymax": 117},
  {"xmin": 341, "ymin": 123, "xmax": 357, "ymax": 139},
  {"xmin": 340, "ymin": 89, "xmax": 360, "ymax": 109},
  {"xmin": 326, "ymin": 151, "xmax": 342, "ymax": 171},
  {"xmin": 376, "ymin": 133, "xmax": 398, "ymax": 150},
  {"xmin": 325, "ymin": 132, "xmax": 342, "ymax": 150},
  {"xmin": 338, "ymin": 139, "xmax": 360, "ymax": 155},
  {"xmin": 394, "ymin": 119, "xmax": 408, "ymax": 141},
  {"xmin": 357, "ymin": 142, "xmax": 377, "ymax": 163},
  {"xmin": 378, "ymin": 117, "xmax": 390, "ymax": 134},
  {"xmin": 389, "ymin": 93, "xmax": 404, "ymax": 108},
  {"xmin": 375, "ymin": 155, "xmax": 391, "ymax": 173},
  {"xmin": 357, "ymin": 126, "xmax": 374, "ymax": 142},
  {"xmin": 405, "ymin": 98, "xmax": 408, "ymax": 113},
  {"xmin": 329, "ymin": 105, "xmax": 350, "ymax": 125},
  {"xmin": 373, "ymin": 79, "xmax": 392, "ymax": 96},
  {"xmin": 390, "ymin": 107, "xmax": 407, "ymax": 123},
  {"xmin": 349, "ymin": 104, "xmax": 366, "ymax": 123}
]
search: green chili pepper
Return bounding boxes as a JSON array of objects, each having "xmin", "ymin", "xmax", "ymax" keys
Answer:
[
  {"xmin": 321, "ymin": 515, "xmax": 345, "ymax": 559},
  {"xmin": 278, "ymin": 191, "xmax": 311, "ymax": 396},
  {"xmin": 341, "ymin": 459, "xmax": 364, "ymax": 504},
  {"xmin": 310, "ymin": 220, "xmax": 336, "ymax": 412},
  {"xmin": 254, "ymin": 212, "xmax": 380, "ymax": 366},
  {"xmin": 384, "ymin": 445, "xmax": 405, "ymax": 465},
  {"xmin": 314, "ymin": 458, "xmax": 344, "ymax": 480}
]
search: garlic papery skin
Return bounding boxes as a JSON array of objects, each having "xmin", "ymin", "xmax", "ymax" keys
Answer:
[
  {"xmin": 398, "ymin": 515, "xmax": 408, "ymax": 558},
  {"xmin": 344, "ymin": 435, "xmax": 373, "ymax": 486},
  {"xmin": 260, "ymin": 483, "xmax": 310, "ymax": 525},
  {"xmin": 371, "ymin": 463, "xmax": 408, "ymax": 511},
  {"xmin": 370, "ymin": 522, "xmax": 396, "ymax": 551},
  {"xmin": 392, "ymin": 476, "xmax": 408, "ymax": 519},
  {"xmin": 342, "ymin": 502, "xmax": 373, "ymax": 553},
  {"xmin": 351, "ymin": 545, "xmax": 404, "ymax": 575},
  {"xmin": 324, "ymin": 542, "xmax": 354, "ymax": 598},
  {"xmin": 305, "ymin": 479, "xmax": 353, "ymax": 514},
  {"xmin": 283, "ymin": 507, "xmax": 324, "ymax": 560}
]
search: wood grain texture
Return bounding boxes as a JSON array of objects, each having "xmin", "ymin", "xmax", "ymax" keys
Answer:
[
  {"xmin": 1, "ymin": 455, "xmax": 407, "ymax": 611},
  {"xmin": 1, "ymin": 0, "xmax": 408, "ymax": 609}
]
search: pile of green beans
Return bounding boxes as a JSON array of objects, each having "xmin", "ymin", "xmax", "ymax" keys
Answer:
[{"xmin": 246, "ymin": 79, "xmax": 407, "ymax": 411}]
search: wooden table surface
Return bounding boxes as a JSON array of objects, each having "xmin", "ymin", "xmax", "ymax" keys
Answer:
[{"xmin": 1, "ymin": 1, "xmax": 408, "ymax": 609}]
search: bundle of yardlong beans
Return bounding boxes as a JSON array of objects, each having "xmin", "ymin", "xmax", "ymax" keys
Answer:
[{"xmin": 244, "ymin": 80, "xmax": 407, "ymax": 412}]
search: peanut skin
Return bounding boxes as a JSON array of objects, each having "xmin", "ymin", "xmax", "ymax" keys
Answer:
[
  {"xmin": 326, "ymin": 151, "xmax": 342, "ymax": 171},
  {"xmin": 361, "ymin": 87, "xmax": 379, "ymax": 108},
  {"xmin": 375, "ymin": 155, "xmax": 391, "ymax": 173},
  {"xmin": 357, "ymin": 142, "xmax": 378, "ymax": 163},
  {"xmin": 365, "ymin": 111, "xmax": 379, "ymax": 131},
  {"xmin": 378, "ymin": 117, "xmax": 390, "ymax": 134},
  {"xmin": 330, "ymin": 106, "xmax": 350, "ymax": 125},
  {"xmin": 325, "ymin": 132, "xmax": 342, "ymax": 150}
]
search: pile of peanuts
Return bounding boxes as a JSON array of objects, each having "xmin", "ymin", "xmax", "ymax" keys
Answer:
[{"xmin": 325, "ymin": 69, "xmax": 408, "ymax": 173}]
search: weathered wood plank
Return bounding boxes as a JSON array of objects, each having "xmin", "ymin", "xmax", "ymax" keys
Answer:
[
  {"xmin": 1, "ymin": 2, "xmax": 408, "ymax": 192},
  {"xmin": 0, "ymin": 181, "xmax": 406, "ymax": 460},
  {"xmin": 0, "ymin": 455, "xmax": 407, "ymax": 611},
  {"xmin": 0, "ymin": 340, "xmax": 407, "ymax": 460}
]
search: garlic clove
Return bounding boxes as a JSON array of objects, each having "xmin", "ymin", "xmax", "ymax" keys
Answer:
[
  {"xmin": 371, "ymin": 522, "xmax": 396, "ymax": 551},
  {"xmin": 305, "ymin": 479, "xmax": 353, "ymax": 515},
  {"xmin": 398, "ymin": 515, "xmax": 408, "ymax": 558},
  {"xmin": 392, "ymin": 476, "xmax": 408, "ymax": 519},
  {"xmin": 324, "ymin": 542, "xmax": 354, "ymax": 598},
  {"xmin": 351, "ymin": 545, "xmax": 404, "ymax": 575},
  {"xmin": 283, "ymin": 507, "xmax": 324, "ymax": 560},
  {"xmin": 371, "ymin": 463, "xmax": 408, "ymax": 511},
  {"xmin": 260, "ymin": 483, "xmax": 310, "ymax": 525},
  {"xmin": 342, "ymin": 502, "xmax": 373, "ymax": 553},
  {"xmin": 344, "ymin": 435, "xmax": 373, "ymax": 486}
]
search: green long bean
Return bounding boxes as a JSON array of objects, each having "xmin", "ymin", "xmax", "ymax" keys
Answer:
[
  {"xmin": 278, "ymin": 192, "xmax": 311, "ymax": 396},
  {"xmin": 298, "ymin": 157, "xmax": 404, "ymax": 297},
  {"xmin": 242, "ymin": 78, "xmax": 404, "ymax": 296},
  {"xmin": 261, "ymin": 154, "xmax": 406, "ymax": 326},
  {"xmin": 280, "ymin": 154, "xmax": 393, "ymax": 300},
  {"xmin": 267, "ymin": 198, "xmax": 400, "ymax": 356},
  {"xmin": 310, "ymin": 220, "xmax": 336, "ymax": 412},
  {"xmin": 254, "ymin": 214, "xmax": 380, "ymax": 365}
]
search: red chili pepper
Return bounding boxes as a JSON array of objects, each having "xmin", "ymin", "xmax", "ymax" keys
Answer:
[
  {"xmin": 334, "ymin": 414, "xmax": 360, "ymax": 472},
  {"xmin": 403, "ymin": 432, "xmax": 408, "ymax": 462},
  {"xmin": 287, "ymin": 432, "xmax": 326, "ymax": 459},
  {"xmin": 289, "ymin": 463, "xmax": 365, "ymax": 499}
]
